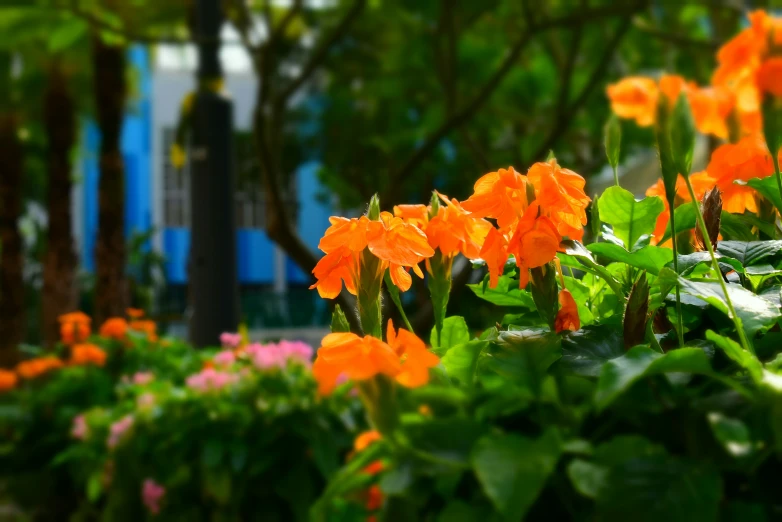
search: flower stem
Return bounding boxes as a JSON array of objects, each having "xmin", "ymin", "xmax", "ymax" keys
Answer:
[
  {"xmin": 668, "ymin": 202, "xmax": 685, "ymax": 348},
  {"xmin": 612, "ymin": 165, "xmax": 619, "ymax": 187},
  {"xmin": 683, "ymin": 177, "xmax": 753, "ymax": 354}
]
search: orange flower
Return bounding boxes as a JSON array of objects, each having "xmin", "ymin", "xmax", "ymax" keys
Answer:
[
  {"xmin": 507, "ymin": 203, "xmax": 562, "ymax": 289},
  {"xmin": 658, "ymin": 74, "xmax": 690, "ymax": 105},
  {"xmin": 15, "ymin": 356, "xmax": 64, "ymax": 380},
  {"xmin": 363, "ymin": 461, "xmax": 385, "ymax": 475},
  {"xmin": 425, "ymin": 194, "xmax": 492, "ymax": 259},
  {"xmin": 312, "ymin": 332, "xmax": 402, "ymax": 395},
  {"xmin": 58, "ymin": 311, "xmax": 91, "ymax": 344},
  {"xmin": 126, "ymin": 308, "xmax": 145, "ymax": 319},
  {"xmin": 393, "ymin": 204, "xmax": 429, "ymax": 229},
  {"xmin": 99, "ymin": 318, "xmax": 128, "ymax": 341},
  {"xmin": 555, "ymin": 290, "xmax": 580, "ymax": 333},
  {"xmin": 366, "ymin": 485, "xmax": 383, "ymax": 511},
  {"xmin": 0, "ymin": 369, "xmax": 18, "ymax": 392},
  {"xmin": 606, "ymin": 76, "xmax": 658, "ymax": 126},
  {"xmin": 646, "ymin": 172, "xmax": 717, "ymax": 246},
  {"xmin": 461, "ymin": 167, "xmax": 529, "ymax": 229},
  {"xmin": 757, "ymin": 58, "xmax": 782, "ymax": 98},
  {"xmin": 527, "ymin": 159, "xmax": 590, "ymax": 240},
  {"xmin": 354, "ymin": 430, "xmax": 382, "ymax": 452},
  {"xmin": 129, "ymin": 320, "xmax": 158, "ymax": 342},
  {"xmin": 688, "ymin": 86, "xmax": 735, "ymax": 139},
  {"xmin": 480, "ymin": 227, "xmax": 510, "ymax": 289},
  {"xmin": 69, "ymin": 343, "xmax": 107, "ymax": 367},
  {"xmin": 707, "ymin": 135, "xmax": 776, "ymax": 213},
  {"xmin": 386, "ymin": 320, "xmax": 439, "ymax": 388},
  {"xmin": 310, "ymin": 213, "xmax": 434, "ymax": 298}
]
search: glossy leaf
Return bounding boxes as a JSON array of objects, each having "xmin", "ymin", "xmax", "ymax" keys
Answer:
[
  {"xmin": 659, "ymin": 267, "xmax": 781, "ymax": 337},
  {"xmin": 472, "ymin": 429, "xmax": 561, "ymax": 522},
  {"xmin": 659, "ymin": 203, "xmax": 697, "ymax": 245},
  {"xmin": 596, "ymin": 345, "xmax": 712, "ymax": 410},
  {"xmin": 441, "ymin": 340, "xmax": 488, "ymax": 385},
  {"xmin": 707, "ymin": 412, "xmax": 755, "ymax": 458},
  {"xmin": 598, "ymin": 186, "xmax": 664, "ymax": 250},
  {"xmin": 748, "ymin": 176, "xmax": 782, "ymax": 215},
  {"xmin": 705, "ymin": 330, "xmax": 762, "ymax": 384},
  {"xmin": 716, "ymin": 240, "xmax": 782, "ymax": 266},
  {"xmin": 467, "ymin": 275, "xmax": 535, "ymax": 308},
  {"xmin": 430, "ymin": 316, "xmax": 470, "ymax": 355},
  {"xmin": 560, "ymin": 325, "xmax": 624, "ymax": 377},
  {"xmin": 588, "ymin": 243, "xmax": 672, "ymax": 274},
  {"xmin": 481, "ymin": 328, "xmax": 562, "ymax": 392}
]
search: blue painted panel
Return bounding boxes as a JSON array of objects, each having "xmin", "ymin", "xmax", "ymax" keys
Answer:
[
  {"xmin": 81, "ymin": 122, "xmax": 100, "ymax": 272},
  {"xmin": 237, "ymin": 229, "xmax": 275, "ymax": 284},
  {"xmin": 163, "ymin": 228, "xmax": 190, "ymax": 284},
  {"xmin": 290, "ymin": 161, "xmax": 332, "ymax": 284}
]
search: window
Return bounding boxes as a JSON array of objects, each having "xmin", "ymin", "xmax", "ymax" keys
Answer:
[{"xmin": 160, "ymin": 129, "xmax": 298, "ymax": 230}]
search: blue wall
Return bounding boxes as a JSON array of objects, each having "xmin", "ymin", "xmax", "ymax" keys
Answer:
[{"xmin": 81, "ymin": 46, "xmax": 333, "ymax": 287}]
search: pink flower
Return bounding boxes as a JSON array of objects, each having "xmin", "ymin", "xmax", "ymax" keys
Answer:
[
  {"xmin": 137, "ymin": 392, "xmax": 156, "ymax": 409},
  {"xmin": 71, "ymin": 414, "xmax": 89, "ymax": 441},
  {"xmin": 246, "ymin": 341, "xmax": 314, "ymax": 371},
  {"xmin": 141, "ymin": 479, "xmax": 166, "ymax": 515},
  {"xmin": 213, "ymin": 350, "xmax": 236, "ymax": 367},
  {"xmin": 219, "ymin": 332, "xmax": 242, "ymax": 349},
  {"xmin": 107, "ymin": 415, "xmax": 134, "ymax": 450},
  {"xmin": 185, "ymin": 368, "xmax": 239, "ymax": 393},
  {"xmin": 132, "ymin": 372, "xmax": 154, "ymax": 386}
]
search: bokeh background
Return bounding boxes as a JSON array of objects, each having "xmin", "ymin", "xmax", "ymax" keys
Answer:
[{"xmin": 0, "ymin": 0, "xmax": 773, "ymax": 356}]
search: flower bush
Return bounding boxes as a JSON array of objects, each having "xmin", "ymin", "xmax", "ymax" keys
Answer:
[
  {"xmin": 305, "ymin": 10, "xmax": 782, "ymax": 522},
  {"xmin": 0, "ymin": 310, "xmax": 362, "ymax": 521}
]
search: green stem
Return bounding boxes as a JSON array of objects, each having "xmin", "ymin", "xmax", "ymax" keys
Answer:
[
  {"xmin": 383, "ymin": 271, "xmax": 413, "ymax": 331},
  {"xmin": 683, "ymin": 177, "xmax": 753, "ymax": 354},
  {"xmin": 774, "ymin": 154, "xmax": 782, "ymax": 239},
  {"xmin": 612, "ymin": 165, "xmax": 619, "ymax": 187},
  {"xmin": 668, "ymin": 200, "xmax": 685, "ymax": 348},
  {"xmin": 357, "ymin": 251, "xmax": 384, "ymax": 339}
]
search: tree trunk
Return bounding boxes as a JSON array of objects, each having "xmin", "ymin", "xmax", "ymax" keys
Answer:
[
  {"xmin": 0, "ymin": 112, "xmax": 25, "ymax": 367},
  {"xmin": 92, "ymin": 36, "xmax": 128, "ymax": 325},
  {"xmin": 42, "ymin": 63, "xmax": 78, "ymax": 346}
]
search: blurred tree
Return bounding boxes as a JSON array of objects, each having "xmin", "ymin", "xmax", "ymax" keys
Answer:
[
  {"xmin": 0, "ymin": 52, "xmax": 25, "ymax": 367},
  {"xmin": 227, "ymin": 0, "xmax": 723, "ymax": 332}
]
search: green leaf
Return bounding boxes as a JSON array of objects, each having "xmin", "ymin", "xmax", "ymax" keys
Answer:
[
  {"xmin": 595, "ymin": 345, "xmax": 712, "ymax": 410},
  {"xmin": 379, "ymin": 462, "xmax": 412, "ymax": 495},
  {"xmin": 406, "ymin": 418, "xmax": 488, "ymax": 468},
  {"xmin": 467, "ymin": 275, "xmax": 535, "ymax": 308},
  {"xmin": 596, "ymin": 455, "xmax": 721, "ymax": 522},
  {"xmin": 604, "ymin": 114, "xmax": 621, "ymax": 170},
  {"xmin": 560, "ymin": 325, "xmax": 624, "ymax": 377},
  {"xmin": 716, "ymin": 240, "xmax": 782, "ymax": 266},
  {"xmin": 659, "ymin": 267, "xmax": 782, "ymax": 337},
  {"xmin": 705, "ymin": 330, "xmax": 762, "ymax": 384},
  {"xmin": 480, "ymin": 328, "xmax": 562, "ymax": 392},
  {"xmin": 655, "ymin": 94, "xmax": 678, "ymax": 203},
  {"xmin": 720, "ymin": 211, "xmax": 759, "ymax": 241},
  {"xmin": 48, "ymin": 19, "xmax": 87, "ymax": 52},
  {"xmin": 659, "ymin": 204, "xmax": 696, "ymax": 245},
  {"xmin": 707, "ymin": 412, "xmax": 755, "ymax": 458},
  {"xmin": 623, "ymin": 273, "xmax": 649, "ymax": 349},
  {"xmin": 747, "ymin": 174, "xmax": 782, "ymax": 214},
  {"xmin": 558, "ymin": 240, "xmax": 624, "ymax": 298},
  {"xmin": 472, "ymin": 429, "xmax": 562, "ymax": 522},
  {"xmin": 588, "ymin": 243, "xmax": 672, "ymax": 274},
  {"xmin": 442, "ymin": 340, "xmax": 488, "ymax": 385},
  {"xmin": 87, "ymin": 471, "xmax": 103, "ymax": 503},
  {"xmin": 330, "ymin": 305, "xmax": 351, "ymax": 333},
  {"xmin": 598, "ymin": 186, "xmax": 664, "ymax": 250},
  {"xmin": 431, "ymin": 316, "xmax": 470, "ymax": 355},
  {"xmin": 567, "ymin": 460, "xmax": 607, "ymax": 499},
  {"xmin": 670, "ymin": 93, "xmax": 696, "ymax": 177}
]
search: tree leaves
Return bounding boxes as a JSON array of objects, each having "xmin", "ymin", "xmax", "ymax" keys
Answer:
[
  {"xmin": 472, "ymin": 429, "xmax": 562, "ymax": 522},
  {"xmin": 598, "ymin": 187, "xmax": 664, "ymax": 250}
]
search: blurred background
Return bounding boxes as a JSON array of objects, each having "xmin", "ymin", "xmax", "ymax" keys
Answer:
[{"xmin": 0, "ymin": 0, "xmax": 774, "ymax": 355}]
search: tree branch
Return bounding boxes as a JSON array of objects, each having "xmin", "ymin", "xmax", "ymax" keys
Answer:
[
  {"xmin": 381, "ymin": 0, "xmax": 649, "ymax": 203},
  {"xmin": 633, "ymin": 19, "xmax": 719, "ymax": 51},
  {"xmin": 530, "ymin": 14, "xmax": 633, "ymax": 162},
  {"xmin": 271, "ymin": 0, "xmax": 304, "ymax": 44},
  {"xmin": 274, "ymin": 0, "xmax": 367, "ymax": 108}
]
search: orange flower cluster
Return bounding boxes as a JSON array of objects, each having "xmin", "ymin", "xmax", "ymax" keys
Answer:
[
  {"xmin": 100, "ymin": 318, "xmax": 128, "ymax": 341},
  {"xmin": 69, "ymin": 343, "xmax": 107, "ymax": 367},
  {"xmin": 466, "ymin": 161, "xmax": 590, "ymax": 289},
  {"xmin": 608, "ymin": 10, "xmax": 781, "ymax": 140},
  {"xmin": 15, "ymin": 356, "xmax": 64, "ymax": 380},
  {"xmin": 129, "ymin": 320, "xmax": 158, "ymax": 342},
  {"xmin": 310, "ymin": 212, "xmax": 435, "ymax": 298},
  {"xmin": 312, "ymin": 321, "xmax": 439, "ymax": 395},
  {"xmin": 59, "ymin": 311, "xmax": 91, "ymax": 345},
  {"xmin": 0, "ymin": 369, "xmax": 17, "ymax": 393},
  {"xmin": 394, "ymin": 192, "xmax": 492, "ymax": 264}
]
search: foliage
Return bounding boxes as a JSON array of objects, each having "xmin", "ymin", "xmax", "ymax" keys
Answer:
[{"xmin": 0, "ymin": 320, "xmax": 362, "ymax": 521}]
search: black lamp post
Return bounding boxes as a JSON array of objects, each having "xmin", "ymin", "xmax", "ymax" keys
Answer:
[{"xmin": 188, "ymin": 0, "xmax": 240, "ymax": 347}]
